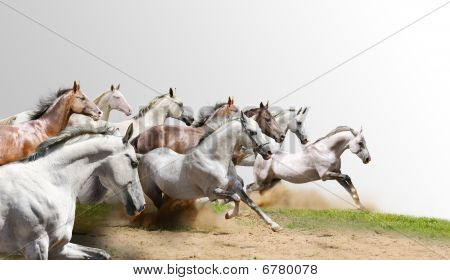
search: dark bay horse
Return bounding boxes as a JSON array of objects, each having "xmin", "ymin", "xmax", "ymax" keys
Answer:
[
  {"xmin": 0, "ymin": 81, "xmax": 102, "ymax": 165},
  {"xmin": 131, "ymin": 97, "xmax": 239, "ymax": 154}
]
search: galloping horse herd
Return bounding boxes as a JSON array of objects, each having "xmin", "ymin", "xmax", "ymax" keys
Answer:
[{"xmin": 0, "ymin": 81, "xmax": 371, "ymax": 259}]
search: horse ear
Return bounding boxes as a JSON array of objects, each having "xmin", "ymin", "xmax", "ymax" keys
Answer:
[
  {"xmin": 116, "ymin": 84, "xmax": 120, "ymax": 90},
  {"xmin": 73, "ymin": 81, "xmax": 78, "ymax": 92},
  {"xmin": 259, "ymin": 102, "xmax": 264, "ymax": 109},
  {"xmin": 122, "ymin": 124, "xmax": 134, "ymax": 144},
  {"xmin": 266, "ymin": 101, "xmax": 269, "ymax": 108},
  {"xmin": 360, "ymin": 126, "xmax": 363, "ymax": 134},
  {"xmin": 111, "ymin": 84, "xmax": 114, "ymax": 91},
  {"xmin": 169, "ymin": 88, "xmax": 174, "ymax": 98},
  {"xmin": 297, "ymin": 107, "xmax": 303, "ymax": 115}
]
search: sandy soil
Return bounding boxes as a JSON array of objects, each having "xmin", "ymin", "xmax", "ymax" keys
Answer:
[{"xmin": 72, "ymin": 204, "xmax": 450, "ymax": 260}]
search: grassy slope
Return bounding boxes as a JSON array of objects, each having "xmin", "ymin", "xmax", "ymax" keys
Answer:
[
  {"xmin": 75, "ymin": 203, "xmax": 450, "ymax": 241},
  {"xmin": 265, "ymin": 208, "xmax": 450, "ymax": 240}
]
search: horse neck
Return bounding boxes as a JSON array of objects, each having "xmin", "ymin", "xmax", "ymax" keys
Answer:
[
  {"xmin": 196, "ymin": 121, "xmax": 240, "ymax": 165},
  {"xmin": 202, "ymin": 111, "xmax": 231, "ymax": 131},
  {"xmin": 138, "ymin": 104, "xmax": 168, "ymax": 130},
  {"xmin": 40, "ymin": 95, "xmax": 74, "ymax": 136},
  {"xmin": 95, "ymin": 92, "xmax": 112, "ymax": 121},
  {"xmin": 41, "ymin": 137, "xmax": 112, "ymax": 199},
  {"xmin": 276, "ymin": 111, "xmax": 294, "ymax": 134},
  {"xmin": 321, "ymin": 131, "xmax": 355, "ymax": 157}
]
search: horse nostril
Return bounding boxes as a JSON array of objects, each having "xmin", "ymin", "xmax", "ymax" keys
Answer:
[
  {"xmin": 280, "ymin": 135, "xmax": 285, "ymax": 141},
  {"xmin": 267, "ymin": 150, "xmax": 272, "ymax": 155},
  {"xmin": 139, "ymin": 204, "xmax": 146, "ymax": 212}
]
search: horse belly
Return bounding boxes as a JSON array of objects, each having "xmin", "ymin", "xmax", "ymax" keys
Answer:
[{"xmin": 272, "ymin": 158, "xmax": 320, "ymax": 184}]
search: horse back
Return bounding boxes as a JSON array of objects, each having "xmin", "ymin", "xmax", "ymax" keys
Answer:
[
  {"xmin": 135, "ymin": 125, "xmax": 203, "ymax": 154},
  {"xmin": 0, "ymin": 121, "xmax": 49, "ymax": 165}
]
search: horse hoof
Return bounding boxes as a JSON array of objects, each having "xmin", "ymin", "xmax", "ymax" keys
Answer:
[
  {"xmin": 95, "ymin": 250, "xmax": 111, "ymax": 260},
  {"xmin": 271, "ymin": 224, "xmax": 282, "ymax": 232},
  {"xmin": 225, "ymin": 211, "xmax": 232, "ymax": 219}
]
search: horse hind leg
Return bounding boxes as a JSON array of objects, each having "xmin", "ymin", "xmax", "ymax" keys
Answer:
[{"xmin": 337, "ymin": 177, "xmax": 366, "ymax": 210}]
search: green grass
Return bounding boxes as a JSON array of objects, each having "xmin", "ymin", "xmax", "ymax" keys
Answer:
[
  {"xmin": 211, "ymin": 202, "xmax": 233, "ymax": 214},
  {"xmin": 266, "ymin": 208, "xmax": 450, "ymax": 240},
  {"xmin": 73, "ymin": 203, "xmax": 116, "ymax": 233}
]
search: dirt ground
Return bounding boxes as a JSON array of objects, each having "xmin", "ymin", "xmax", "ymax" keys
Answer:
[
  {"xmin": 72, "ymin": 188, "xmax": 450, "ymax": 260},
  {"xmin": 73, "ymin": 218, "xmax": 449, "ymax": 260}
]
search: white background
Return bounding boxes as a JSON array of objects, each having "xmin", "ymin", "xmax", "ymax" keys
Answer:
[{"xmin": 0, "ymin": 0, "xmax": 449, "ymax": 219}]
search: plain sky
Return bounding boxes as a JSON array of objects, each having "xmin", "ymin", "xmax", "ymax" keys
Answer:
[{"xmin": 0, "ymin": 0, "xmax": 449, "ymax": 219}]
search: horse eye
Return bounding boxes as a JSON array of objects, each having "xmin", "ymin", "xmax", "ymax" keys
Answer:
[
  {"xmin": 114, "ymin": 96, "xmax": 120, "ymax": 99},
  {"xmin": 131, "ymin": 161, "xmax": 138, "ymax": 168},
  {"xmin": 250, "ymin": 131, "xmax": 257, "ymax": 136}
]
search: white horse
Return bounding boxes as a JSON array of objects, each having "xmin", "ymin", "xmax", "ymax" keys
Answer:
[
  {"xmin": 112, "ymin": 88, "xmax": 186, "ymax": 138},
  {"xmin": 0, "ymin": 125, "xmax": 146, "ymax": 260},
  {"xmin": 76, "ymin": 89, "xmax": 188, "ymax": 204},
  {"xmin": 138, "ymin": 112, "xmax": 284, "ymax": 232},
  {"xmin": 236, "ymin": 106, "xmax": 310, "ymax": 166},
  {"xmin": 272, "ymin": 107, "xmax": 310, "ymax": 145},
  {"xmin": 247, "ymin": 126, "xmax": 371, "ymax": 210}
]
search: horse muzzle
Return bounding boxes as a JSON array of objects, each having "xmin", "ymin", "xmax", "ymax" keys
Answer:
[
  {"xmin": 88, "ymin": 109, "xmax": 103, "ymax": 121},
  {"xmin": 181, "ymin": 116, "xmax": 194, "ymax": 126}
]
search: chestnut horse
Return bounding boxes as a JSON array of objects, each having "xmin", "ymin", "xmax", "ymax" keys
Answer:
[
  {"xmin": 131, "ymin": 97, "xmax": 239, "ymax": 154},
  {"xmin": 0, "ymin": 81, "xmax": 102, "ymax": 165}
]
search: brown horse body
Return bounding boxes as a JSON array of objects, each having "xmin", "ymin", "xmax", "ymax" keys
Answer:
[{"xmin": 0, "ymin": 82, "xmax": 102, "ymax": 165}]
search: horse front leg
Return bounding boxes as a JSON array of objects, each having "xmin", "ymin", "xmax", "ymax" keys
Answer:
[
  {"xmin": 23, "ymin": 237, "xmax": 49, "ymax": 260},
  {"xmin": 49, "ymin": 243, "xmax": 111, "ymax": 260},
  {"xmin": 336, "ymin": 177, "xmax": 366, "ymax": 211},
  {"xmin": 232, "ymin": 181, "xmax": 282, "ymax": 232}
]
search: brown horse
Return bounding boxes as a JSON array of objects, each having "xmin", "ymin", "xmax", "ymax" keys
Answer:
[
  {"xmin": 0, "ymin": 81, "xmax": 102, "ymax": 165},
  {"xmin": 131, "ymin": 97, "xmax": 239, "ymax": 154},
  {"xmin": 244, "ymin": 102, "xmax": 284, "ymax": 143}
]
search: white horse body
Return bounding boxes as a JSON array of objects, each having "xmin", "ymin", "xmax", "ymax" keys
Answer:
[
  {"xmin": 248, "ymin": 126, "xmax": 371, "ymax": 209},
  {"xmin": 139, "ymin": 113, "xmax": 283, "ymax": 231},
  {"xmin": 0, "ymin": 126, "xmax": 145, "ymax": 259}
]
